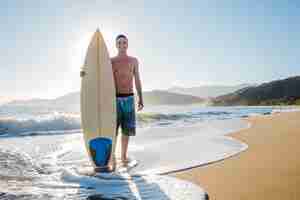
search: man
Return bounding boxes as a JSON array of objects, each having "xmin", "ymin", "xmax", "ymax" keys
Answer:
[{"xmin": 110, "ymin": 34, "xmax": 144, "ymax": 170}]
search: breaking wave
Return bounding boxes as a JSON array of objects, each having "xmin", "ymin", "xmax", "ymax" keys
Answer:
[{"xmin": 0, "ymin": 110, "xmax": 236, "ymax": 137}]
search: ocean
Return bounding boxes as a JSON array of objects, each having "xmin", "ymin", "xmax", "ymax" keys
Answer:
[{"xmin": 0, "ymin": 104, "xmax": 297, "ymax": 199}]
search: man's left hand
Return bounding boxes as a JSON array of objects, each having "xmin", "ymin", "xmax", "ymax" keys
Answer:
[{"xmin": 137, "ymin": 100, "xmax": 144, "ymax": 111}]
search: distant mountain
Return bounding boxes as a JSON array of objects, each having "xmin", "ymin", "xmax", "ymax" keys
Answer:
[
  {"xmin": 3, "ymin": 92, "xmax": 80, "ymax": 112},
  {"xmin": 212, "ymin": 76, "xmax": 300, "ymax": 106},
  {"xmin": 168, "ymin": 84, "xmax": 253, "ymax": 98},
  {"xmin": 2, "ymin": 90, "xmax": 204, "ymax": 112},
  {"xmin": 143, "ymin": 90, "xmax": 204, "ymax": 105},
  {"xmin": 0, "ymin": 97, "xmax": 14, "ymax": 105},
  {"xmin": 51, "ymin": 92, "xmax": 80, "ymax": 111}
]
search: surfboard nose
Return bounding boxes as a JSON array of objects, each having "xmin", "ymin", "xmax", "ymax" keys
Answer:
[{"xmin": 93, "ymin": 28, "xmax": 104, "ymax": 42}]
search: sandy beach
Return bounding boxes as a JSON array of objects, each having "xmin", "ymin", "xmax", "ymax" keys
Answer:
[{"xmin": 173, "ymin": 110, "xmax": 300, "ymax": 200}]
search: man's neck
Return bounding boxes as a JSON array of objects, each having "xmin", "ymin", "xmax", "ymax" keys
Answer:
[{"xmin": 118, "ymin": 52, "xmax": 127, "ymax": 57}]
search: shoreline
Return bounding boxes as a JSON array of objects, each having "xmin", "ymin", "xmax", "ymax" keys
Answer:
[{"xmin": 172, "ymin": 110, "xmax": 300, "ymax": 200}]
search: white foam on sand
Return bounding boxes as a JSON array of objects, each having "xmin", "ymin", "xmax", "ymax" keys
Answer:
[
  {"xmin": 271, "ymin": 106, "xmax": 300, "ymax": 114},
  {"xmin": 0, "ymin": 118, "xmax": 250, "ymax": 199},
  {"xmin": 61, "ymin": 168, "xmax": 208, "ymax": 200},
  {"xmin": 129, "ymin": 118, "xmax": 249, "ymax": 175},
  {"xmin": 0, "ymin": 146, "xmax": 208, "ymax": 199}
]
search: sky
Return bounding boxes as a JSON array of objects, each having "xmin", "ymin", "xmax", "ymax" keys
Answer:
[{"xmin": 1, "ymin": 0, "xmax": 300, "ymax": 99}]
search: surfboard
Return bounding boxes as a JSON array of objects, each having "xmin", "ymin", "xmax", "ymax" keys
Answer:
[{"xmin": 80, "ymin": 29, "xmax": 116, "ymax": 169}]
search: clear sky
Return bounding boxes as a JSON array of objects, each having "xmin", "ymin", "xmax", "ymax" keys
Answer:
[{"xmin": 1, "ymin": 0, "xmax": 300, "ymax": 99}]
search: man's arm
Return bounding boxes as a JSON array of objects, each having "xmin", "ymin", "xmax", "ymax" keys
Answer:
[{"xmin": 133, "ymin": 58, "xmax": 144, "ymax": 111}]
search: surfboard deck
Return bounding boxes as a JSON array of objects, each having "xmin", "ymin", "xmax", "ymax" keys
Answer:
[{"xmin": 80, "ymin": 29, "xmax": 116, "ymax": 168}]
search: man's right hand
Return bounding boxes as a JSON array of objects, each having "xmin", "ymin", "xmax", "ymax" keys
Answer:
[{"xmin": 80, "ymin": 71, "xmax": 86, "ymax": 77}]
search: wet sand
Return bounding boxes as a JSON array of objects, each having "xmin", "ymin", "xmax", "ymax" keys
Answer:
[{"xmin": 173, "ymin": 111, "xmax": 300, "ymax": 200}]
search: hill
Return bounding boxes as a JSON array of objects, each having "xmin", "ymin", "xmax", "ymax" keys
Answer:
[
  {"xmin": 0, "ymin": 97, "xmax": 14, "ymax": 105},
  {"xmin": 212, "ymin": 76, "xmax": 300, "ymax": 106},
  {"xmin": 143, "ymin": 90, "xmax": 204, "ymax": 105},
  {"xmin": 168, "ymin": 84, "xmax": 253, "ymax": 98},
  {"xmin": 2, "ymin": 90, "xmax": 205, "ymax": 112}
]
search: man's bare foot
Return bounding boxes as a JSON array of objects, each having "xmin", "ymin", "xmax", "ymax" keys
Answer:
[{"xmin": 121, "ymin": 158, "xmax": 132, "ymax": 167}]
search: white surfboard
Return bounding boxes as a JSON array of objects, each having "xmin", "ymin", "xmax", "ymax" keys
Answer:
[{"xmin": 80, "ymin": 29, "xmax": 116, "ymax": 169}]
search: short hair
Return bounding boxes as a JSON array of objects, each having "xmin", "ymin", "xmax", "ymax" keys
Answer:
[{"xmin": 116, "ymin": 34, "xmax": 127, "ymax": 41}]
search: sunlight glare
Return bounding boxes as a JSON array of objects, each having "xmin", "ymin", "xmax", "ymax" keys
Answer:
[{"xmin": 69, "ymin": 27, "xmax": 117, "ymax": 74}]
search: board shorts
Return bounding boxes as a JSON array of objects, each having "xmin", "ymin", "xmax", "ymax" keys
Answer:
[{"xmin": 116, "ymin": 94, "xmax": 136, "ymax": 136}]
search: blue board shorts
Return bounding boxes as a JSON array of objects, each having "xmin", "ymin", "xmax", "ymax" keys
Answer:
[{"xmin": 116, "ymin": 94, "xmax": 136, "ymax": 136}]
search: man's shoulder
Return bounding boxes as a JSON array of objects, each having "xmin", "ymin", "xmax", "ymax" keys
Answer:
[
  {"xmin": 111, "ymin": 56, "xmax": 138, "ymax": 63},
  {"xmin": 110, "ymin": 56, "xmax": 118, "ymax": 62},
  {"xmin": 128, "ymin": 56, "xmax": 138, "ymax": 64}
]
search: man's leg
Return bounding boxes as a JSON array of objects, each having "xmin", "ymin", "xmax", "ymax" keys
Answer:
[
  {"xmin": 121, "ymin": 134, "xmax": 129, "ymax": 162},
  {"xmin": 106, "ymin": 128, "xmax": 119, "ymax": 171},
  {"xmin": 120, "ymin": 95, "xmax": 135, "ymax": 164},
  {"xmin": 106, "ymin": 109, "xmax": 121, "ymax": 172},
  {"xmin": 111, "ymin": 98, "xmax": 122, "ymax": 170}
]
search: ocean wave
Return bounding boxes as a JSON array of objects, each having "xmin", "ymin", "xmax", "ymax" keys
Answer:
[
  {"xmin": 138, "ymin": 111, "xmax": 231, "ymax": 122},
  {"xmin": 0, "ymin": 110, "xmax": 236, "ymax": 137},
  {"xmin": 0, "ymin": 113, "xmax": 81, "ymax": 137},
  {"xmin": 137, "ymin": 113, "xmax": 191, "ymax": 122}
]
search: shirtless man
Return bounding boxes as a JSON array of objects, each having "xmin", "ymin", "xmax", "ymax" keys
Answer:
[{"xmin": 111, "ymin": 34, "xmax": 144, "ymax": 169}]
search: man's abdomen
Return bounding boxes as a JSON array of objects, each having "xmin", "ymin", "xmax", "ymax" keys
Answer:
[{"xmin": 114, "ymin": 75, "xmax": 134, "ymax": 94}]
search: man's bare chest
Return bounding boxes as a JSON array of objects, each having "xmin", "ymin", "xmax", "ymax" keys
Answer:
[{"xmin": 112, "ymin": 62, "xmax": 134, "ymax": 75}]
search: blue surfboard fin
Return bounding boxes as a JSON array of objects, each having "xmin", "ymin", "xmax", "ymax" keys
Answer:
[{"xmin": 89, "ymin": 137, "xmax": 112, "ymax": 167}]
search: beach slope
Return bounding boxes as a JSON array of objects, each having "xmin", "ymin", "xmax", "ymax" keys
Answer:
[{"xmin": 174, "ymin": 111, "xmax": 300, "ymax": 200}]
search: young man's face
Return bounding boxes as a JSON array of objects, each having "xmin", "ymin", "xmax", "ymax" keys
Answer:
[{"xmin": 116, "ymin": 37, "xmax": 128, "ymax": 53}]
